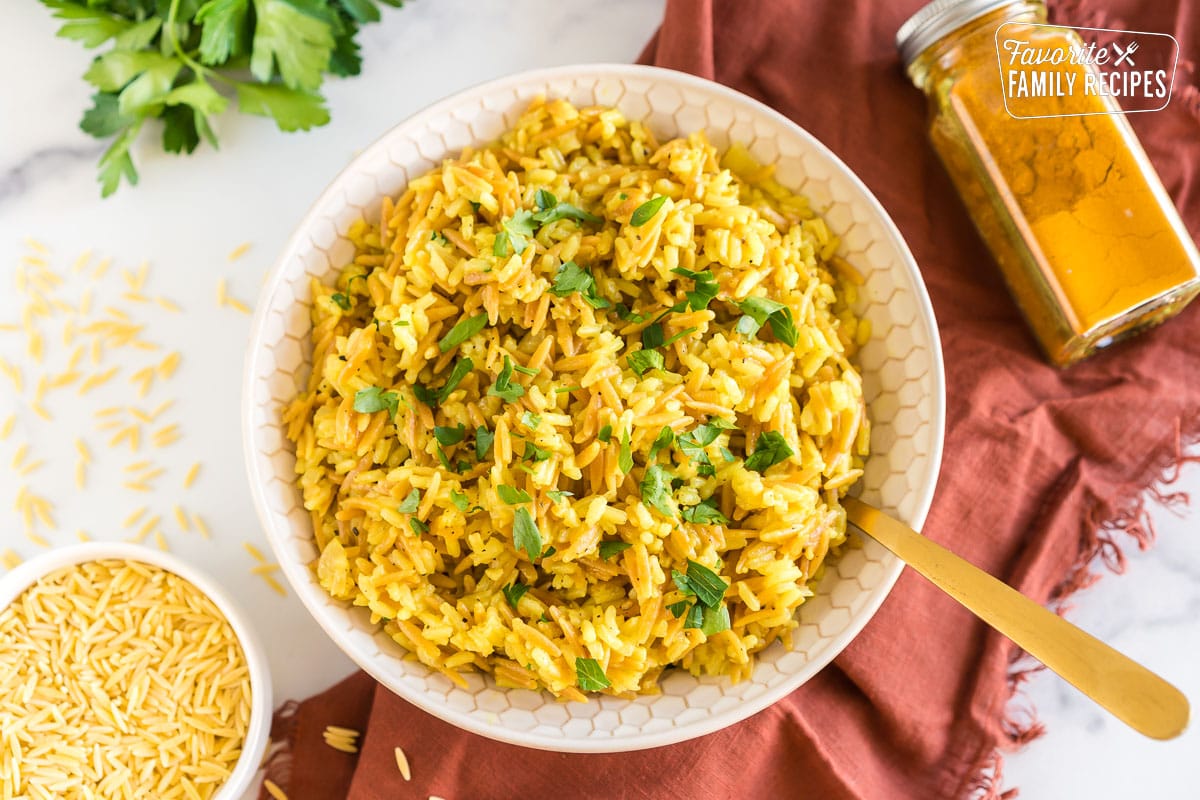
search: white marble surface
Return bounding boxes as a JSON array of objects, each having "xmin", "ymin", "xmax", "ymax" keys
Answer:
[{"xmin": 0, "ymin": 2, "xmax": 1195, "ymax": 798}]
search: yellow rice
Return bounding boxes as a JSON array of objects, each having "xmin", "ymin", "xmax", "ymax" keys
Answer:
[{"xmin": 285, "ymin": 98, "xmax": 869, "ymax": 697}]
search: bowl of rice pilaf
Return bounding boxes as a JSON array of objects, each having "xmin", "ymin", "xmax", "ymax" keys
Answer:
[
  {"xmin": 244, "ymin": 64, "xmax": 944, "ymax": 752},
  {"xmin": 0, "ymin": 542, "xmax": 272, "ymax": 799}
]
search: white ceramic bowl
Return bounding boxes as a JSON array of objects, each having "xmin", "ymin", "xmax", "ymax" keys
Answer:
[
  {"xmin": 0, "ymin": 543, "xmax": 272, "ymax": 798},
  {"xmin": 243, "ymin": 63, "xmax": 945, "ymax": 752}
]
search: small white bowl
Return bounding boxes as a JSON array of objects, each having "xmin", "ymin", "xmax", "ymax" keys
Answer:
[
  {"xmin": 244, "ymin": 63, "xmax": 945, "ymax": 752},
  {"xmin": 0, "ymin": 542, "xmax": 272, "ymax": 800}
]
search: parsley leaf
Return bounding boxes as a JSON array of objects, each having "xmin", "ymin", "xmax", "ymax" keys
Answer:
[
  {"xmin": 475, "ymin": 426, "xmax": 495, "ymax": 460},
  {"xmin": 630, "ymin": 196, "xmax": 667, "ymax": 227},
  {"xmin": 433, "ymin": 424, "xmax": 466, "ymax": 446},
  {"xmin": 409, "ymin": 517, "xmax": 429, "ymax": 536},
  {"xmin": 744, "ymin": 430, "xmax": 794, "ymax": 473},
  {"xmin": 235, "ymin": 82, "xmax": 330, "ymax": 132},
  {"xmin": 450, "ymin": 490, "xmax": 470, "ymax": 512},
  {"xmin": 353, "ymin": 386, "xmax": 398, "ymax": 419},
  {"xmin": 512, "ymin": 507, "xmax": 543, "ymax": 561},
  {"xmin": 618, "ymin": 427, "xmax": 633, "ymax": 474},
  {"xmin": 734, "ymin": 297, "xmax": 799, "ymax": 347},
  {"xmin": 533, "ymin": 190, "xmax": 603, "ymax": 225},
  {"xmin": 671, "ymin": 267, "xmax": 720, "ymax": 311},
  {"xmin": 547, "ymin": 490, "xmax": 573, "ymax": 503},
  {"xmin": 684, "ymin": 602, "xmax": 730, "ymax": 636},
  {"xmin": 249, "ymin": 0, "xmax": 335, "ymax": 92},
  {"xmin": 502, "ymin": 582, "xmax": 529, "ymax": 609},
  {"xmin": 684, "ymin": 602, "xmax": 705, "ymax": 630},
  {"xmin": 640, "ymin": 464, "xmax": 676, "ymax": 518},
  {"xmin": 488, "ymin": 356, "xmax": 526, "ymax": 402},
  {"xmin": 648, "ymin": 427, "xmax": 674, "ymax": 461},
  {"xmin": 438, "ymin": 357, "xmax": 474, "ymax": 403},
  {"xmin": 522, "ymin": 441, "xmax": 550, "ymax": 462},
  {"xmin": 397, "ymin": 488, "xmax": 420, "ymax": 514},
  {"xmin": 498, "ymin": 485, "xmax": 531, "ymax": 505},
  {"xmin": 597, "ymin": 425, "xmax": 613, "ymax": 443},
  {"xmin": 512, "ymin": 363, "xmax": 539, "ymax": 376},
  {"xmin": 493, "ymin": 210, "xmax": 538, "ymax": 257},
  {"xmin": 627, "ymin": 348, "xmax": 664, "ymax": 377},
  {"xmin": 667, "ymin": 601, "xmax": 689, "ymax": 618},
  {"xmin": 641, "ymin": 323, "xmax": 665, "ymax": 350},
  {"xmin": 598, "ymin": 541, "xmax": 631, "ymax": 560},
  {"xmin": 683, "ymin": 560, "xmax": 730, "ymax": 608},
  {"xmin": 520, "ymin": 411, "xmax": 541, "ymax": 430},
  {"xmin": 575, "ymin": 657, "xmax": 612, "ymax": 691},
  {"xmin": 330, "ymin": 292, "xmax": 351, "ymax": 310},
  {"xmin": 680, "ymin": 497, "xmax": 729, "ymax": 525},
  {"xmin": 439, "ymin": 314, "xmax": 488, "ymax": 353},
  {"xmin": 196, "ymin": 0, "xmax": 250, "ymax": 65},
  {"xmin": 549, "ymin": 261, "xmax": 609, "ymax": 309}
]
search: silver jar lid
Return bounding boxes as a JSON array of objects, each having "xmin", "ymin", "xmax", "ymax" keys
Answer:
[{"xmin": 896, "ymin": 0, "xmax": 1025, "ymax": 67}]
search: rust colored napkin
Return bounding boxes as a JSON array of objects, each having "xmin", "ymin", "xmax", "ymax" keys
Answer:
[{"xmin": 261, "ymin": 1, "xmax": 1200, "ymax": 798}]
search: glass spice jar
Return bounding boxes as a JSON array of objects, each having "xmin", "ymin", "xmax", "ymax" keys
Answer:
[{"xmin": 897, "ymin": 0, "xmax": 1200, "ymax": 366}]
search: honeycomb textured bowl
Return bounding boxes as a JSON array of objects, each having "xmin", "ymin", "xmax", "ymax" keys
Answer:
[{"xmin": 242, "ymin": 64, "xmax": 945, "ymax": 753}]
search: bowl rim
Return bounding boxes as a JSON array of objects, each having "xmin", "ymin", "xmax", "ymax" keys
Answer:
[
  {"xmin": 0, "ymin": 542, "xmax": 273, "ymax": 798},
  {"xmin": 242, "ymin": 62, "xmax": 946, "ymax": 753}
]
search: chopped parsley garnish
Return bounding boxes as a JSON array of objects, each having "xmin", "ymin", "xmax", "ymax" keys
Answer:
[
  {"xmin": 598, "ymin": 541, "xmax": 631, "ymax": 560},
  {"xmin": 475, "ymin": 425, "xmax": 494, "ymax": 460},
  {"xmin": 436, "ymin": 357, "xmax": 474, "ymax": 403},
  {"xmin": 734, "ymin": 297, "xmax": 799, "ymax": 347},
  {"xmin": 409, "ymin": 517, "xmax": 429, "ymax": 536},
  {"xmin": 488, "ymin": 356, "xmax": 526, "ymax": 402},
  {"xmin": 433, "ymin": 424, "xmax": 466, "ymax": 446},
  {"xmin": 394, "ymin": 320, "xmax": 411, "ymax": 327},
  {"xmin": 640, "ymin": 464, "xmax": 676, "ymax": 518},
  {"xmin": 618, "ymin": 427, "xmax": 633, "ymax": 474},
  {"xmin": 627, "ymin": 348, "xmax": 664, "ymax": 377},
  {"xmin": 512, "ymin": 507, "xmax": 542, "ymax": 560},
  {"xmin": 575, "ymin": 657, "xmax": 612, "ymax": 691},
  {"xmin": 330, "ymin": 292, "xmax": 351, "ymax": 310},
  {"xmin": 431, "ymin": 231, "xmax": 449, "ymax": 245},
  {"xmin": 353, "ymin": 386, "xmax": 398, "ymax": 419},
  {"xmin": 680, "ymin": 497, "xmax": 729, "ymax": 525},
  {"xmin": 542, "ymin": 545, "xmax": 557, "ymax": 558},
  {"xmin": 533, "ymin": 189, "xmax": 603, "ymax": 225},
  {"xmin": 413, "ymin": 385, "xmax": 438, "ymax": 406},
  {"xmin": 520, "ymin": 411, "xmax": 541, "ymax": 430},
  {"xmin": 720, "ymin": 445, "xmax": 736, "ymax": 462},
  {"xmin": 522, "ymin": 441, "xmax": 550, "ymax": 462},
  {"xmin": 450, "ymin": 490, "xmax": 470, "ymax": 512},
  {"xmin": 676, "ymin": 560, "xmax": 730, "ymax": 608},
  {"xmin": 641, "ymin": 322, "xmax": 664, "ymax": 350},
  {"xmin": 438, "ymin": 313, "xmax": 488, "ymax": 353},
  {"xmin": 677, "ymin": 418, "xmax": 736, "ymax": 471},
  {"xmin": 615, "ymin": 303, "xmax": 647, "ymax": 323},
  {"xmin": 670, "ymin": 267, "xmax": 719, "ymax": 311},
  {"xmin": 497, "ymin": 485, "xmax": 531, "ymax": 505},
  {"xmin": 630, "ymin": 195, "xmax": 667, "ymax": 227},
  {"xmin": 597, "ymin": 425, "xmax": 613, "ymax": 443},
  {"xmin": 512, "ymin": 363, "xmax": 539, "ymax": 376},
  {"xmin": 397, "ymin": 488, "xmax": 421, "ymax": 514},
  {"xmin": 549, "ymin": 261, "xmax": 609, "ymax": 309},
  {"xmin": 435, "ymin": 443, "xmax": 453, "ymax": 471},
  {"xmin": 648, "ymin": 427, "xmax": 674, "ymax": 460},
  {"xmin": 493, "ymin": 209, "xmax": 538, "ymax": 257},
  {"xmin": 667, "ymin": 601, "xmax": 689, "ymax": 618},
  {"xmin": 661, "ymin": 326, "xmax": 699, "ymax": 348},
  {"xmin": 502, "ymin": 582, "xmax": 529, "ymax": 609},
  {"xmin": 547, "ymin": 490, "xmax": 573, "ymax": 503},
  {"xmin": 744, "ymin": 430, "xmax": 794, "ymax": 473},
  {"xmin": 684, "ymin": 602, "xmax": 730, "ymax": 636},
  {"xmin": 554, "ymin": 386, "xmax": 581, "ymax": 393}
]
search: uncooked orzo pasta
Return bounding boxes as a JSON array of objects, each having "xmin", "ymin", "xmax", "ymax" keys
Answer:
[
  {"xmin": 284, "ymin": 98, "xmax": 870, "ymax": 699},
  {"xmin": 0, "ymin": 560, "xmax": 251, "ymax": 799}
]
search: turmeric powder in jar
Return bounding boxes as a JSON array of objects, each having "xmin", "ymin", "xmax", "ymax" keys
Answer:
[{"xmin": 898, "ymin": 0, "xmax": 1200, "ymax": 366}]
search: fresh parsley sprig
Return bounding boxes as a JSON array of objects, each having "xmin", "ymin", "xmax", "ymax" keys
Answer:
[{"xmin": 40, "ymin": 0, "xmax": 402, "ymax": 196}]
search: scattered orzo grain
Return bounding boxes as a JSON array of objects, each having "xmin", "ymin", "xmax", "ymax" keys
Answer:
[
  {"xmin": 263, "ymin": 779, "xmax": 289, "ymax": 800},
  {"xmin": 394, "ymin": 746, "xmax": 412, "ymax": 781}
]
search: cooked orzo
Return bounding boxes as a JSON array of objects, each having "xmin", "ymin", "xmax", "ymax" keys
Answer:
[
  {"xmin": 284, "ymin": 98, "xmax": 870, "ymax": 699},
  {"xmin": 0, "ymin": 560, "xmax": 251, "ymax": 798}
]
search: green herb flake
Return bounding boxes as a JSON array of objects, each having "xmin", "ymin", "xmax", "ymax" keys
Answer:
[
  {"xmin": 488, "ymin": 356, "xmax": 526, "ymax": 403},
  {"xmin": 640, "ymin": 464, "xmax": 676, "ymax": 518},
  {"xmin": 667, "ymin": 600, "xmax": 689, "ymax": 618},
  {"xmin": 512, "ymin": 507, "xmax": 543, "ymax": 561},
  {"xmin": 435, "ymin": 443, "xmax": 453, "ymax": 472},
  {"xmin": 554, "ymin": 386, "xmax": 582, "ymax": 394},
  {"xmin": 549, "ymin": 261, "xmax": 609, "ymax": 309},
  {"xmin": 520, "ymin": 411, "xmax": 541, "ymax": 430},
  {"xmin": 437, "ymin": 357, "xmax": 474, "ymax": 403},
  {"xmin": 523, "ymin": 441, "xmax": 551, "ymax": 462},
  {"xmin": 433, "ymin": 424, "xmax": 466, "ymax": 446},
  {"xmin": 684, "ymin": 560, "xmax": 730, "ymax": 608},
  {"xmin": 618, "ymin": 427, "xmax": 633, "ymax": 474},
  {"xmin": 475, "ymin": 426, "xmax": 494, "ymax": 460},
  {"xmin": 683, "ymin": 601, "xmax": 705, "ymax": 630},
  {"xmin": 670, "ymin": 267, "xmax": 720, "ymax": 311},
  {"xmin": 353, "ymin": 386, "xmax": 398, "ymax": 419},
  {"xmin": 744, "ymin": 430, "xmax": 795, "ymax": 473},
  {"xmin": 648, "ymin": 427, "xmax": 674, "ymax": 461},
  {"xmin": 575, "ymin": 657, "xmax": 612, "ymax": 691},
  {"xmin": 397, "ymin": 488, "xmax": 421, "ymax": 514},
  {"xmin": 627, "ymin": 348, "xmax": 665, "ymax": 377},
  {"xmin": 493, "ymin": 210, "xmax": 538, "ymax": 257},
  {"xmin": 502, "ymin": 582, "xmax": 529, "ymax": 609},
  {"xmin": 597, "ymin": 425, "xmax": 613, "ymax": 443},
  {"xmin": 630, "ymin": 196, "xmax": 667, "ymax": 227},
  {"xmin": 438, "ymin": 313, "xmax": 488, "ymax": 353},
  {"xmin": 413, "ymin": 385, "xmax": 438, "ymax": 407},
  {"xmin": 542, "ymin": 545, "xmax": 557, "ymax": 558},
  {"xmin": 598, "ymin": 541, "xmax": 631, "ymax": 560},
  {"xmin": 547, "ymin": 490, "xmax": 573, "ymax": 503},
  {"xmin": 512, "ymin": 363, "xmax": 539, "ymax": 376},
  {"xmin": 734, "ymin": 297, "xmax": 799, "ymax": 347},
  {"xmin": 330, "ymin": 292, "xmax": 351, "ymax": 310},
  {"xmin": 409, "ymin": 517, "xmax": 429, "ymax": 536},
  {"xmin": 498, "ymin": 485, "xmax": 531, "ymax": 505},
  {"xmin": 533, "ymin": 190, "xmax": 602, "ymax": 226},
  {"xmin": 450, "ymin": 490, "xmax": 470, "ymax": 513},
  {"xmin": 680, "ymin": 497, "xmax": 729, "ymax": 526},
  {"xmin": 641, "ymin": 322, "xmax": 664, "ymax": 350}
]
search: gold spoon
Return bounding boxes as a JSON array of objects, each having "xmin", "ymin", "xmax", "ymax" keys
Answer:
[{"xmin": 844, "ymin": 497, "xmax": 1190, "ymax": 740}]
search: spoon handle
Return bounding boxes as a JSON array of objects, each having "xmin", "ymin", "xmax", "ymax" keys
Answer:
[{"xmin": 843, "ymin": 497, "xmax": 1189, "ymax": 740}]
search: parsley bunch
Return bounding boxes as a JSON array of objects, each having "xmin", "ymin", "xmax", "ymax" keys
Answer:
[{"xmin": 39, "ymin": 0, "xmax": 401, "ymax": 196}]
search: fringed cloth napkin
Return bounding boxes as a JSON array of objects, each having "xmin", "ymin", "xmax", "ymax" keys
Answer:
[{"xmin": 260, "ymin": 0, "xmax": 1200, "ymax": 796}]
